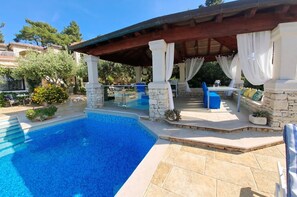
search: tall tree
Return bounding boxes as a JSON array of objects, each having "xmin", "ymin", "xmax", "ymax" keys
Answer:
[
  {"xmin": 205, "ymin": 0, "xmax": 223, "ymax": 6},
  {"xmin": 14, "ymin": 19, "xmax": 58, "ymax": 46},
  {"xmin": 0, "ymin": 22, "xmax": 5, "ymax": 43},
  {"xmin": 61, "ymin": 21, "xmax": 82, "ymax": 43},
  {"xmin": 14, "ymin": 19, "xmax": 82, "ymax": 46},
  {"xmin": 199, "ymin": 0, "xmax": 223, "ymax": 7}
]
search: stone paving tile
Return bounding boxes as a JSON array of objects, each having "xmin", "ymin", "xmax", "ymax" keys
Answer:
[
  {"xmin": 205, "ymin": 158, "xmax": 256, "ymax": 188},
  {"xmin": 253, "ymin": 146, "xmax": 285, "ymax": 159},
  {"xmin": 151, "ymin": 162, "xmax": 172, "ymax": 187},
  {"xmin": 181, "ymin": 145, "xmax": 215, "ymax": 159},
  {"xmin": 165, "ymin": 149, "xmax": 206, "ymax": 174},
  {"xmin": 215, "ymin": 150, "xmax": 260, "ymax": 169},
  {"xmin": 276, "ymin": 144, "xmax": 286, "ymax": 157},
  {"xmin": 216, "ymin": 180, "xmax": 271, "ymax": 197},
  {"xmin": 144, "ymin": 184, "xmax": 182, "ymax": 197},
  {"xmin": 252, "ymin": 168, "xmax": 279, "ymax": 194},
  {"xmin": 254, "ymin": 154, "xmax": 286, "ymax": 172},
  {"xmin": 163, "ymin": 167, "xmax": 216, "ymax": 197}
]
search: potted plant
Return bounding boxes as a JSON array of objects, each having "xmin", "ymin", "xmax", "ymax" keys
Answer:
[
  {"xmin": 164, "ymin": 109, "xmax": 181, "ymax": 121},
  {"xmin": 249, "ymin": 110, "xmax": 269, "ymax": 125}
]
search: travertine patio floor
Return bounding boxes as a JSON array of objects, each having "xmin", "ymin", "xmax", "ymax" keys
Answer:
[{"xmin": 144, "ymin": 142, "xmax": 285, "ymax": 197}]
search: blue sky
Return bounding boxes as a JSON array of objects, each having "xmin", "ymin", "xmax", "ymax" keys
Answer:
[{"xmin": 1, "ymin": 0, "xmax": 234, "ymax": 43}]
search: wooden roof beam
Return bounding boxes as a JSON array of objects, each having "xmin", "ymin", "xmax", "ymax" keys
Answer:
[
  {"xmin": 275, "ymin": 5, "xmax": 290, "ymax": 14},
  {"xmin": 134, "ymin": 32, "xmax": 141, "ymax": 37},
  {"xmin": 87, "ymin": 12, "xmax": 297, "ymax": 56},
  {"xmin": 215, "ymin": 14, "xmax": 224, "ymax": 23},
  {"xmin": 207, "ymin": 38, "xmax": 211, "ymax": 56},
  {"xmin": 245, "ymin": 8, "xmax": 257, "ymax": 18},
  {"xmin": 213, "ymin": 37, "xmax": 237, "ymax": 51}
]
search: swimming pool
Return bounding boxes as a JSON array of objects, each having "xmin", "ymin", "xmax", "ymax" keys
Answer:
[{"xmin": 0, "ymin": 112, "xmax": 156, "ymax": 196}]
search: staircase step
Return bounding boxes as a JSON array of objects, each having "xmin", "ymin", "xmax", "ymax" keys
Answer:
[
  {"xmin": 0, "ymin": 132, "xmax": 25, "ymax": 144},
  {"xmin": 0, "ymin": 143, "xmax": 28, "ymax": 158},
  {"xmin": 0, "ymin": 136, "xmax": 25, "ymax": 151},
  {"xmin": 0, "ymin": 124, "xmax": 21, "ymax": 134},
  {"xmin": 0, "ymin": 116, "xmax": 17, "ymax": 122},
  {"xmin": 0, "ymin": 128, "xmax": 23, "ymax": 138},
  {"xmin": 0, "ymin": 120, "xmax": 20, "ymax": 129}
]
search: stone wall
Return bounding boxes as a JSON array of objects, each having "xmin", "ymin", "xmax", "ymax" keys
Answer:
[
  {"xmin": 148, "ymin": 82, "xmax": 169, "ymax": 120},
  {"xmin": 86, "ymin": 83, "xmax": 104, "ymax": 109},
  {"xmin": 263, "ymin": 90, "xmax": 297, "ymax": 128}
]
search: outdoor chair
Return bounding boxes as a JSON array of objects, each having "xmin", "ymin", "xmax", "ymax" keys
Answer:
[
  {"xmin": 202, "ymin": 82, "xmax": 221, "ymax": 109},
  {"xmin": 4, "ymin": 94, "xmax": 19, "ymax": 107},
  {"xmin": 275, "ymin": 124, "xmax": 297, "ymax": 197}
]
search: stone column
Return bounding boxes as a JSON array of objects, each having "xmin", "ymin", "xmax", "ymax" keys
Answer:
[
  {"xmin": 148, "ymin": 39, "xmax": 169, "ymax": 120},
  {"xmin": 263, "ymin": 22, "xmax": 297, "ymax": 128},
  {"xmin": 134, "ymin": 66, "xmax": 142, "ymax": 83},
  {"xmin": 177, "ymin": 63, "xmax": 187, "ymax": 96},
  {"xmin": 85, "ymin": 55, "xmax": 104, "ymax": 108}
]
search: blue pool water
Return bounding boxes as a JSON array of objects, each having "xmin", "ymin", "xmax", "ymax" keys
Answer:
[{"xmin": 0, "ymin": 112, "xmax": 156, "ymax": 197}]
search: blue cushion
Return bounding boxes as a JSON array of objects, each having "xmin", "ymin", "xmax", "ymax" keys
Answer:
[{"xmin": 136, "ymin": 83, "xmax": 146, "ymax": 93}]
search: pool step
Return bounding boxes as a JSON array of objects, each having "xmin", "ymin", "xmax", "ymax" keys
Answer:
[{"xmin": 0, "ymin": 116, "xmax": 25, "ymax": 154}]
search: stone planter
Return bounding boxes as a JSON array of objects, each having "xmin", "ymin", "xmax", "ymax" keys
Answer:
[{"xmin": 249, "ymin": 114, "xmax": 267, "ymax": 125}]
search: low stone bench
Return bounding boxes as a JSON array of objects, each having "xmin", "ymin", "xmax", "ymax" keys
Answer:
[{"xmin": 233, "ymin": 92, "xmax": 263, "ymax": 113}]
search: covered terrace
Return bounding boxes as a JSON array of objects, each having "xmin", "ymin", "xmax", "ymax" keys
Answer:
[{"xmin": 69, "ymin": 0, "xmax": 297, "ymax": 129}]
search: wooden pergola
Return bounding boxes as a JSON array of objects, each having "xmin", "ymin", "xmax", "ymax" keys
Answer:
[
  {"xmin": 70, "ymin": 0, "xmax": 297, "ymax": 67},
  {"xmin": 70, "ymin": 0, "xmax": 297, "ymax": 127}
]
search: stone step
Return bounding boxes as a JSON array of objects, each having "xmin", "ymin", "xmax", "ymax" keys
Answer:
[
  {"xmin": 0, "ymin": 124, "xmax": 21, "ymax": 134},
  {"xmin": 0, "ymin": 127, "xmax": 23, "ymax": 138},
  {"xmin": 0, "ymin": 136, "xmax": 26, "ymax": 152},
  {"xmin": 0, "ymin": 132, "xmax": 25, "ymax": 144},
  {"xmin": 0, "ymin": 120, "xmax": 20, "ymax": 129},
  {"xmin": 0, "ymin": 143, "xmax": 28, "ymax": 158}
]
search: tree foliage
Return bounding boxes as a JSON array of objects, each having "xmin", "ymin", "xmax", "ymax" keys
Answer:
[
  {"xmin": 199, "ymin": 0, "xmax": 223, "ymax": 7},
  {"xmin": 14, "ymin": 19, "xmax": 82, "ymax": 46},
  {"xmin": 188, "ymin": 62, "xmax": 231, "ymax": 88},
  {"xmin": 0, "ymin": 22, "xmax": 5, "ymax": 43},
  {"xmin": 98, "ymin": 61, "xmax": 135, "ymax": 85},
  {"xmin": 14, "ymin": 49, "xmax": 76, "ymax": 85}
]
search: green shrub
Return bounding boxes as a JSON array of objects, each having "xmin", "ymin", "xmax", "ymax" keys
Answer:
[
  {"xmin": 26, "ymin": 105, "xmax": 58, "ymax": 121},
  {"xmin": 252, "ymin": 110, "xmax": 269, "ymax": 118},
  {"xmin": 0, "ymin": 93, "xmax": 6, "ymax": 107},
  {"xmin": 32, "ymin": 85, "xmax": 69, "ymax": 104}
]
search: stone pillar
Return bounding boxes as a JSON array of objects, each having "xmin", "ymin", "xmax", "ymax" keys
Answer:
[
  {"xmin": 263, "ymin": 22, "xmax": 297, "ymax": 128},
  {"xmin": 85, "ymin": 55, "xmax": 104, "ymax": 108},
  {"xmin": 148, "ymin": 39, "xmax": 169, "ymax": 120},
  {"xmin": 134, "ymin": 66, "xmax": 142, "ymax": 83},
  {"xmin": 177, "ymin": 63, "xmax": 187, "ymax": 96}
]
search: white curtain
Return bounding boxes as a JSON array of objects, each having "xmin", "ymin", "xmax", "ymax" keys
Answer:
[
  {"xmin": 216, "ymin": 54, "xmax": 239, "ymax": 96},
  {"xmin": 165, "ymin": 43, "xmax": 175, "ymax": 110},
  {"xmin": 237, "ymin": 31, "xmax": 273, "ymax": 85},
  {"xmin": 185, "ymin": 57, "xmax": 204, "ymax": 92}
]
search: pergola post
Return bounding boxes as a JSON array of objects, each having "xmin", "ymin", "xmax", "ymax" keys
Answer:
[
  {"xmin": 263, "ymin": 22, "xmax": 297, "ymax": 128},
  {"xmin": 177, "ymin": 63, "xmax": 187, "ymax": 96},
  {"xmin": 148, "ymin": 39, "xmax": 169, "ymax": 120},
  {"xmin": 85, "ymin": 55, "xmax": 104, "ymax": 108},
  {"xmin": 134, "ymin": 66, "xmax": 142, "ymax": 83}
]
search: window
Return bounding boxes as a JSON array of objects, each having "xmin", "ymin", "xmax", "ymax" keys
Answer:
[{"xmin": 0, "ymin": 75, "xmax": 25, "ymax": 91}]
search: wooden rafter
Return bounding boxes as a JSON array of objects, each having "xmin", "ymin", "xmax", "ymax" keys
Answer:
[
  {"xmin": 87, "ymin": 11, "xmax": 297, "ymax": 56},
  {"xmin": 275, "ymin": 5, "xmax": 290, "ymax": 14},
  {"xmin": 213, "ymin": 37, "xmax": 237, "ymax": 51},
  {"xmin": 245, "ymin": 8, "xmax": 257, "ymax": 18},
  {"xmin": 207, "ymin": 38, "xmax": 211, "ymax": 56},
  {"xmin": 215, "ymin": 14, "xmax": 223, "ymax": 23}
]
